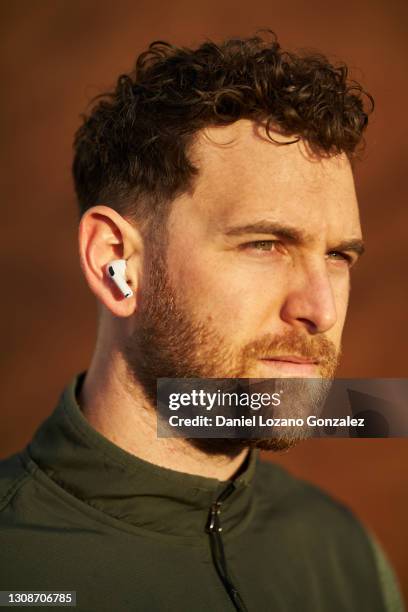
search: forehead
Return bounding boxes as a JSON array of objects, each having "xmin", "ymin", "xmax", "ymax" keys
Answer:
[{"xmin": 175, "ymin": 119, "xmax": 360, "ymax": 239}]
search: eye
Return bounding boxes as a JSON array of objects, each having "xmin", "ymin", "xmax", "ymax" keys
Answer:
[
  {"xmin": 242, "ymin": 240, "xmax": 280, "ymax": 252},
  {"xmin": 327, "ymin": 251, "xmax": 353, "ymax": 266}
]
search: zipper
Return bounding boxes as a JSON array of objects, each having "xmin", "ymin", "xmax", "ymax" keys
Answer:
[{"xmin": 206, "ymin": 483, "xmax": 249, "ymax": 612}]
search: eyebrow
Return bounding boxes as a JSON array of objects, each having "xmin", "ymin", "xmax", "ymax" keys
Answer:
[{"xmin": 224, "ymin": 221, "xmax": 365, "ymax": 256}]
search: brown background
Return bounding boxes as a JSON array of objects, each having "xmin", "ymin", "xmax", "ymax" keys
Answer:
[{"xmin": 1, "ymin": 0, "xmax": 407, "ymax": 602}]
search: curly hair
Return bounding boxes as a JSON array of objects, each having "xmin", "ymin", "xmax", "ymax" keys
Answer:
[{"xmin": 72, "ymin": 30, "xmax": 374, "ymax": 231}]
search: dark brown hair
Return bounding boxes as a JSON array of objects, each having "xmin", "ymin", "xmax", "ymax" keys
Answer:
[{"xmin": 72, "ymin": 30, "xmax": 374, "ymax": 232}]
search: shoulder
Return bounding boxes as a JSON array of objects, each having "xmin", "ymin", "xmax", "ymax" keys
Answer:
[
  {"xmin": 0, "ymin": 451, "xmax": 31, "ymax": 512},
  {"xmin": 254, "ymin": 457, "xmax": 405, "ymax": 611},
  {"xmin": 367, "ymin": 532, "xmax": 405, "ymax": 612}
]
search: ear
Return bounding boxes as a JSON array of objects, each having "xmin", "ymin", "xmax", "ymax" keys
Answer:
[{"xmin": 78, "ymin": 205, "xmax": 143, "ymax": 318}]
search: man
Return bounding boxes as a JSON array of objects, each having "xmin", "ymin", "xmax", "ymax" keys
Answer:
[{"xmin": 0, "ymin": 32, "xmax": 404, "ymax": 611}]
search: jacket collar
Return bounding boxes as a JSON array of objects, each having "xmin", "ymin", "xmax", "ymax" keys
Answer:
[{"xmin": 27, "ymin": 371, "xmax": 259, "ymax": 538}]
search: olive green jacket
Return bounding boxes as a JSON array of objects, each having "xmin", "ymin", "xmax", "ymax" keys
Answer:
[{"xmin": 0, "ymin": 372, "xmax": 404, "ymax": 611}]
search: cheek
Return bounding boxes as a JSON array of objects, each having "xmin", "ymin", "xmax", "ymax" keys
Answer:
[{"xmin": 167, "ymin": 246, "xmax": 286, "ymax": 339}]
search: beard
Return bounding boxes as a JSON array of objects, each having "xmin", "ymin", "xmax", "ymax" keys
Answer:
[{"xmin": 121, "ymin": 241, "xmax": 340, "ymax": 458}]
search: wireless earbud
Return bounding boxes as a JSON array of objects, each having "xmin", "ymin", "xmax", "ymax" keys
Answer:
[{"xmin": 105, "ymin": 259, "xmax": 134, "ymax": 298}]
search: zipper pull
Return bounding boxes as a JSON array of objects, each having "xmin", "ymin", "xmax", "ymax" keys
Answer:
[
  {"xmin": 205, "ymin": 488, "xmax": 249, "ymax": 612},
  {"xmin": 206, "ymin": 501, "xmax": 222, "ymax": 533},
  {"xmin": 206, "ymin": 481, "xmax": 236, "ymax": 533}
]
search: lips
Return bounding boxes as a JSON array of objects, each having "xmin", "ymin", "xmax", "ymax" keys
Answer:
[
  {"xmin": 261, "ymin": 355, "xmax": 318, "ymax": 365},
  {"xmin": 258, "ymin": 356, "xmax": 320, "ymax": 377}
]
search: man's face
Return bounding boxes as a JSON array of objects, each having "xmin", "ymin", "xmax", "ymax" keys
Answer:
[{"xmin": 123, "ymin": 119, "xmax": 363, "ymax": 452}]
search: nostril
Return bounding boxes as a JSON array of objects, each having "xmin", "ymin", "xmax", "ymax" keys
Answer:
[{"xmin": 297, "ymin": 318, "xmax": 319, "ymax": 334}]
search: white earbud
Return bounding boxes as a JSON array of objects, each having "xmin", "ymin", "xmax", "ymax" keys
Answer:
[{"xmin": 105, "ymin": 259, "xmax": 134, "ymax": 298}]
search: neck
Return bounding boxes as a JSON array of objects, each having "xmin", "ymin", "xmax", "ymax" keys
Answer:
[{"xmin": 78, "ymin": 348, "xmax": 249, "ymax": 481}]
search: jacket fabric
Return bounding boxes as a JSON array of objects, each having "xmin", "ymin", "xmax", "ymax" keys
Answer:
[{"xmin": 0, "ymin": 371, "xmax": 404, "ymax": 611}]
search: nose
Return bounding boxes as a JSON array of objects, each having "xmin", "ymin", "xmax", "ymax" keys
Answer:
[{"xmin": 280, "ymin": 263, "xmax": 338, "ymax": 334}]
